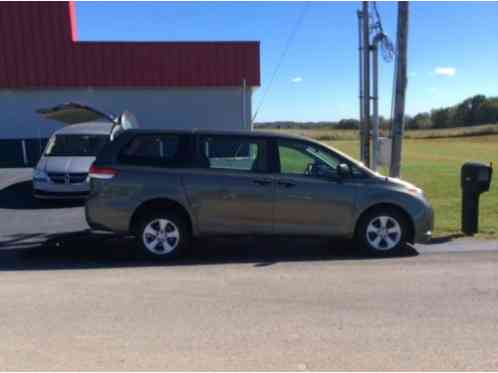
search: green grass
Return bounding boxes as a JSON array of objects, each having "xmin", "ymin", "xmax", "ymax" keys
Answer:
[
  {"xmin": 322, "ymin": 135, "xmax": 498, "ymax": 239},
  {"xmin": 263, "ymin": 123, "xmax": 498, "ymax": 142},
  {"xmin": 279, "ymin": 147, "xmax": 314, "ymax": 174}
]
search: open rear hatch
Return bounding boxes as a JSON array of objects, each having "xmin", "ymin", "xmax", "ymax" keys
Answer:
[
  {"xmin": 37, "ymin": 102, "xmax": 116, "ymax": 125},
  {"xmin": 110, "ymin": 110, "xmax": 139, "ymax": 140},
  {"xmin": 37, "ymin": 102, "xmax": 139, "ymax": 139}
]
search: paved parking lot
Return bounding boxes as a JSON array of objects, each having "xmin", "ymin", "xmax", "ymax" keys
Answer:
[{"xmin": 1, "ymin": 169, "xmax": 498, "ymax": 370}]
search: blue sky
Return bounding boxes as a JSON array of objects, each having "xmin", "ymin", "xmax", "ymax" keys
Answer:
[{"xmin": 75, "ymin": 1, "xmax": 498, "ymax": 122}]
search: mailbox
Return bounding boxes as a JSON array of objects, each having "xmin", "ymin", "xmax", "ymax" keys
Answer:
[
  {"xmin": 461, "ymin": 162, "xmax": 493, "ymax": 193},
  {"xmin": 461, "ymin": 162, "xmax": 493, "ymax": 235}
]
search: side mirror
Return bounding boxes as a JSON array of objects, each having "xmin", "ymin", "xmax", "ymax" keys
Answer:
[
  {"xmin": 313, "ymin": 163, "xmax": 335, "ymax": 178},
  {"xmin": 337, "ymin": 163, "xmax": 351, "ymax": 178}
]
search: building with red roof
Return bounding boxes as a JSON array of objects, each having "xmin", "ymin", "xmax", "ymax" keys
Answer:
[{"xmin": 0, "ymin": 1, "xmax": 260, "ymax": 164}]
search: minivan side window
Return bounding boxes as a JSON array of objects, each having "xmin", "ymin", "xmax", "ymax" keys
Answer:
[
  {"xmin": 119, "ymin": 135, "xmax": 187, "ymax": 167},
  {"xmin": 199, "ymin": 136, "xmax": 268, "ymax": 172},
  {"xmin": 278, "ymin": 140, "xmax": 340, "ymax": 178}
]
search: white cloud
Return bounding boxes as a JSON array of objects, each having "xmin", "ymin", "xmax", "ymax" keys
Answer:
[
  {"xmin": 434, "ymin": 67, "xmax": 456, "ymax": 76},
  {"xmin": 291, "ymin": 77, "xmax": 303, "ymax": 83}
]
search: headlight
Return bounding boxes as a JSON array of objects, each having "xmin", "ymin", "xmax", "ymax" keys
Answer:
[
  {"xmin": 406, "ymin": 186, "xmax": 423, "ymax": 196},
  {"xmin": 33, "ymin": 169, "xmax": 48, "ymax": 182}
]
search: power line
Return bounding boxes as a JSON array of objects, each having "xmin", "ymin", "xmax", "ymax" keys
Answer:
[
  {"xmin": 371, "ymin": 2, "xmax": 395, "ymax": 62},
  {"xmin": 251, "ymin": 2, "xmax": 310, "ymax": 124},
  {"xmin": 372, "ymin": 2, "xmax": 385, "ymax": 34}
]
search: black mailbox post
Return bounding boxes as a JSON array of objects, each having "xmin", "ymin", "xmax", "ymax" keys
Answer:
[{"xmin": 461, "ymin": 161, "xmax": 493, "ymax": 235}]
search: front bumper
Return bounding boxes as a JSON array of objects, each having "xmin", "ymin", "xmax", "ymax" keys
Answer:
[
  {"xmin": 33, "ymin": 189, "xmax": 89, "ymax": 200},
  {"xmin": 32, "ymin": 180, "xmax": 90, "ymax": 200},
  {"xmin": 413, "ymin": 202, "xmax": 434, "ymax": 243},
  {"xmin": 416, "ymin": 229, "xmax": 433, "ymax": 244}
]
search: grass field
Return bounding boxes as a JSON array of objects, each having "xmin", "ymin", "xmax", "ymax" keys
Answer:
[
  {"xmin": 319, "ymin": 135, "xmax": 498, "ymax": 239},
  {"xmin": 264, "ymin": 123, "xmax": 498, "ymax": 141}
]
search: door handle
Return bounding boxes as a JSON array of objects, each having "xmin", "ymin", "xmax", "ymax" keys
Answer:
[
  {"xmin": 277, "ymin": 180, "xmax": 296, "ymax": 188},
  {"xmin": 253, "ymin": 179, "xmax": 272, "ymax": 186}
]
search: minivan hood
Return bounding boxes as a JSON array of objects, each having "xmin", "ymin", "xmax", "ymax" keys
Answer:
[
  {"xmin": 383, "ymin": 176, "xmax": 423, "ymax": 193},
  {"xmin": 38, "ymin": 156, "xmax": 95, "ymax": 174},
  {"xmin": 385, "ymin": 176, "xmax": 415, "ymax": 188}
]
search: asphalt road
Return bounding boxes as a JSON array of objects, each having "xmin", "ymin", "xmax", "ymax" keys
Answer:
[{"xmin": 1, "ymin": 169, "xmax": 498, "ymax": 370}]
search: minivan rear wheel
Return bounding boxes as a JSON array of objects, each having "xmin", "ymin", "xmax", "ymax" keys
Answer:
[
  {"xmin": 356, "ymin": 208, "xmax": 408, "ymax": 257},
  {"xmin": 136, "ymin": 212, "xmax": 190, "ymax": 259}
]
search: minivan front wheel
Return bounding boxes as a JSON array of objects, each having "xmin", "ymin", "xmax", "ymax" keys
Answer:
[
  {"xmin": 356, "ymin": 208, "xmax": 408, "ymax": 256},
  {"xmin": 136, "ymin": 212, "xmax": 190, "ymax": 259}
]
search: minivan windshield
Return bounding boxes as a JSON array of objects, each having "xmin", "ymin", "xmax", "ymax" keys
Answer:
[{"xmin": 44, "ymin": 134, "xmax": 109, "ymax": 157}]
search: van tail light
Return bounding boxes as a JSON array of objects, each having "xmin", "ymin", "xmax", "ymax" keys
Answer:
[{"xmin": 89, "ymin": 164, "xmax": 118, "ymax": 179}]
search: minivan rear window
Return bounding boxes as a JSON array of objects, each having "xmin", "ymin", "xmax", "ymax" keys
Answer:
[{"xmin": 44, "ymin": 134, "xmax": 109, "ymax": 157}]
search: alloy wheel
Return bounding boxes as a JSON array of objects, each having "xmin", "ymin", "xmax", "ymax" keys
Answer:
[
  {"xmin": 366, "ymin": 215, "xmax": 402, "ymax": 251},
  {"xmin": 142, "ymin": 218, "xmax": 180, "ymax": 255}
]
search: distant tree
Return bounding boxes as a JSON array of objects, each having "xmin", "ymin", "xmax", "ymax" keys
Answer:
[
  {"xmin": 478, "ymin": 97, "xmax": 498, "ymax": 124},
  {"xmin": 254, "ymin": 94, "xmax": 498, "ymax": 131},
  {"xmin": 431, "ymin": 108, "xmax": 452, "ymax": 128},
  {"xmin": 457, "ymin": 95, "xmax": 487, "ymax": 126},
  {"xmin": 378, "ymin": 116, "xmax": 392, "ymax": 130},
  {"xmin": 407, "ymin": 112, "xmax": 432, "ymax": 129},
  {"xmin": 335, "ymin": 119, "xmax": 359, "ymax": 129}
]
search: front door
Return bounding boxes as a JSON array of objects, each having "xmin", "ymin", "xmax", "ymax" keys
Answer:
[
  {"xmin": 182, "ymin": 135, "xmax": 274, "ymax": 235},
  {"xmin": 273, "ymin": 139, "xmax": 358, "ymax": 236}
]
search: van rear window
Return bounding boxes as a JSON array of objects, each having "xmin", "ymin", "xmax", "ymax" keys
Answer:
[{"xmin": 44, "ymin": 135, "xmax": 109, "ymax": 157}]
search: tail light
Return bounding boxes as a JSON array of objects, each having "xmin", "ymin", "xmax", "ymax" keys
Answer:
[{"xmin": 89, "ymin": 164, "xmax": 118, "ymax": 179}]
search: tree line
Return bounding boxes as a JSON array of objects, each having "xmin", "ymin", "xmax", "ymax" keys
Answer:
[{"xmin": 255, "ymin": 95, "xmax": 498, "ymax": 130}]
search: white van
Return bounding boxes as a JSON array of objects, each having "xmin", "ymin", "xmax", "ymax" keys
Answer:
[{"xmin": 33, "ymin": 103, "xmax": 137, "ymax": 199}]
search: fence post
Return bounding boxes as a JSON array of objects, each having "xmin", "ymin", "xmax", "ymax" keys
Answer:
[{"xmin": 21, "ymin": 139, "xmax": 29, "ymax": 166}]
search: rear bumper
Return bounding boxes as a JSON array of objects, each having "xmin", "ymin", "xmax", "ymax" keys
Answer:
[
  {"xmin": 84, "ymin": 202, "xmax": 114, "ymax": 232},
  {"xmin": 84, "ymin": 190, "xmax": 132, "ymax": 234}
]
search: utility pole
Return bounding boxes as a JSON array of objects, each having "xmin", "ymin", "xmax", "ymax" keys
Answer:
[
  {"xmin": 390, "ymin": 2, "xmax": 409, "ymax": 177},
  {"xmin": 241, "ymin": 78, "xmax": 248, "ymax": 130},
  {"xmin": 357, "ymin": 10, "xmax": 364, "ymax": 163},
  {"xmin": 371, "ymin": 33, "xmax": 382, "ymax": 172},
  {"xmin": 360, "ymin": 1, "xmax": 370, "ymax": 167}
]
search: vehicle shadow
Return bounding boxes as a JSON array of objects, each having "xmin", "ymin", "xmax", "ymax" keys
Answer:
[
  {"xmin": 0, "ymin": 180, "xmax": 84, "ymax": 210},
  {"xmin": 427, "ymin": 234, "xmax": 465, "ymax": 245},
  {"xmin": 0, "ymin": 230, "xmax": 419, "ymax": 271}
]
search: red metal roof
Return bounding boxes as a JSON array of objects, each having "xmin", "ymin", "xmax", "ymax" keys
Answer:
[{"xmin": 0, "ymin": 2, "xmax": 260, "ymax": 88}]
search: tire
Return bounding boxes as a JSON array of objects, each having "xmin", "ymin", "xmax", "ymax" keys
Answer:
[
  {"xmin": 135, "ymin": 211, "xmax": 190, "ymax": 260},
  {"xmin": 356, "ymin": 207, "xmax": 409, "ymax": 257}
]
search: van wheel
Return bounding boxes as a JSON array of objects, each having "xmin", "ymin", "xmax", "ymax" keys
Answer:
[
  {"xmin": 136, "ymin": 212, "xmax": 190, "ymax": 259},
  {"xmin": 356, "ymin": 208, "xmax": 408, "ymax": 257}
]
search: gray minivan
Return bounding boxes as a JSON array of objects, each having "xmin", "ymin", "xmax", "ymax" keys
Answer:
[
  {"xmin": 33, "ymin": 103, "xmax": 138, "ymax": 199},
  {"xmin": 85, "ymin": 129, "xmax": 434, "ymax": 258}
]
